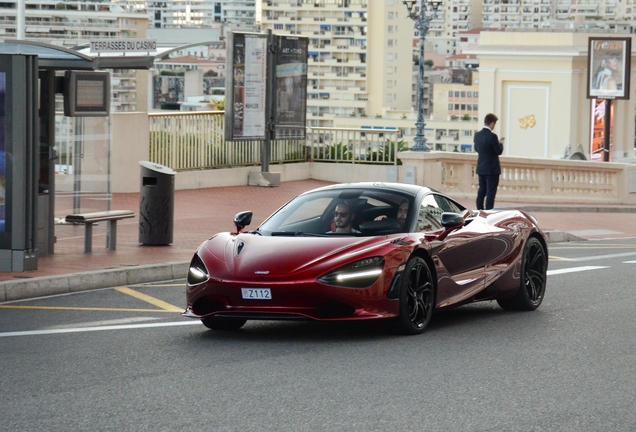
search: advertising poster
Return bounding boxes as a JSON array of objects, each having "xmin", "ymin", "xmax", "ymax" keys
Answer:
[
  {"xmin": 274, "ymin": 36, "xmax": 308, "ymax": 139},
  {"xmin": 229, "ymin": 33, "xmax": 267, "ymax": 140},
  {"xmin": 587, "ymin": 37, "xmax": 631, "ymax": 100},
  {"xmin": 590, "ymin": 98, "xmax": 613, "ymax": 161},
  {"xmin": 0, "ymin": 72, "xmax": 5, "ymax": 232}
]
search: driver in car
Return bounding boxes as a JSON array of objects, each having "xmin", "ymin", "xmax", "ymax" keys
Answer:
[{"xmin": 328, "ymin": 203, "xmax": 361, "ymax": 233}]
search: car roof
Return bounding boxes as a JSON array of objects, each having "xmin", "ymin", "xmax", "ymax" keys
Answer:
[{"xmin": 299, "ymin": 182, "xmax": 436, "ymax": 197}]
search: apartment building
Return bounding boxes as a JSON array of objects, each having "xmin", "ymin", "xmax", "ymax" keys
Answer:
[
  {"xmin": 0, "ymin": 0, "xmax": 147, "ymax": 46},
  {"xmin": 0, "ymin": 0, "xmax": 149, "ymax": 112},
  {"xmin": 482, "ymin": 0, "xmax": 636, "ymax": 30},
  {"xmin": 258, "ymin": 0, "xmax": 413, "ymax": 127},
  {"xmin": 425, "ymin": 0, "xmax": 482, "ymax": 55},
  {"xmin": 432, "ymin": 70, "xmax": 479, "ymax": 121},
  {"xmin": 145, "ymin": 0, "xmax": 256, "ymax": 29}
]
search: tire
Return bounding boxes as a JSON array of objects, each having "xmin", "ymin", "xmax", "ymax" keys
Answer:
[
  {"xmin": 391, "ymin": 257, "xmax": 435, "ymax": 335},
  {"xmin": 497, "ymin": 237, "xmax": 547, "ymax": 311},
  {"xmin": 201, "ymin": 316, "xmax": 247, "ymax": 331}
]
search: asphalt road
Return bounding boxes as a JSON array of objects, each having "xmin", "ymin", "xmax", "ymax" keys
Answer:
[{"xmin": 1, "ymin": 238, "xmax": 636, "ymax": 431}]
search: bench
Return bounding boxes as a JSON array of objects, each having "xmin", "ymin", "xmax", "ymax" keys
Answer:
[{"xmin": 65, "ymin": 210, "xmax": 135, "ymax": 253}]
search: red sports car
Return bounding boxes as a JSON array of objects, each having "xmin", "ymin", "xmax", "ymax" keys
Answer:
[{"xmin": 183, "ymin": 182, "xmax": 548, "ymax": 335}]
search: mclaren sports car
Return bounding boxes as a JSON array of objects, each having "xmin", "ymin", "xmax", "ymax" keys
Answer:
[{"xmin": 183, "ymin": 182, "xmax": 548, "ymax": 335}]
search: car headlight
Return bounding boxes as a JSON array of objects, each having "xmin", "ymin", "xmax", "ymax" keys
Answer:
[
  {"xmin": 317, "ymin": 257, "xmax": 385, "ymax": 288},
  {"xmin": 187, "ymin": 254, "xmax": 210, "ymax": 285}
]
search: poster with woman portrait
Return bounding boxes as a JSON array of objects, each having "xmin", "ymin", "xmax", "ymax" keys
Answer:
[{"xmin": 587, "ymin": 37, "xmax": 631, "ymax": 100}]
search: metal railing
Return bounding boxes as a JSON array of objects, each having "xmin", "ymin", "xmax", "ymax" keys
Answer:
[
  {"xmin": 307, "ymin": 127, "xmax": 401, "ymax": 165},
  {"xmin": 148, "ymin": 111, "xmax": 307, "ymax": 170},
  {"xmin": 148, "ymin": 112, "xmax": 401, "ymax": 169}
]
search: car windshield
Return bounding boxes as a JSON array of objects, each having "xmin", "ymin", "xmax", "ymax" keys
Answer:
[{"xmin": 257, "ymin": 188, "xmax": 415, "ymax": 237}]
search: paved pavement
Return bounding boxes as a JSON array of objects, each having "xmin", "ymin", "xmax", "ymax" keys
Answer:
[{"xmin": 1, "ymin": 179, "xmax": 635, "ymax": 302}]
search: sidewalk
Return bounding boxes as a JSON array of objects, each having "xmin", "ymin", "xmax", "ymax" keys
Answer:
[{"xmin": 1, "ymin": 179, "xmax": 635, "ymax": 302}]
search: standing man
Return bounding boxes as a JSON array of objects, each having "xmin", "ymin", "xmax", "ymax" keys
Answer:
[{"xmin": 475, "ymin": 113, "xmax": 504, "ymax": 210}]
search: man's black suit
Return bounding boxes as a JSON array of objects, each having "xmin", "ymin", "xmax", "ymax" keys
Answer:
[{"xmin": 474, "ymin": 126, "xmax": 504, "ymax": 210}]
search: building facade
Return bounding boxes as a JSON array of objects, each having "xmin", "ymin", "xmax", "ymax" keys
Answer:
[
  {"xmin": 145, "ymin": 0, "xmax": 256, "ymax": 29},
  {"xmin": 464, "ymin": 30, "xmax": 636, "ymax": 161}
]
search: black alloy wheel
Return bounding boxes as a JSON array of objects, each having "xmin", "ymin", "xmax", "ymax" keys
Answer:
[
  {"xmin": 392, "ymin": 256, "xmax": 435, "ymax": 335},
  {"xmin": 497, "ymin": 237, "xmax": 547, "ymax": 311},
  {"xmin": 201, "ymin": 316, "xmax": 247, "ymax": 331}
]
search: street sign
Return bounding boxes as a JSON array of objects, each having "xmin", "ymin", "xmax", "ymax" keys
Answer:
[{"xmin": 90, "ymin": 39, "xmax": 157, "ymax": 54}]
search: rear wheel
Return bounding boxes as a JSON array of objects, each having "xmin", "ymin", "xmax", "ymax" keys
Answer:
[
  {"xmin": 201, "ymin": 316, "xmax": 247, "ymax": 331},
  {"xmin": 391, "ymin": 257, "xmax": 435, "ymax": 335},
  {"xmin": 497, "ymin": 237, "xmax": 547, "ymax": 311}
]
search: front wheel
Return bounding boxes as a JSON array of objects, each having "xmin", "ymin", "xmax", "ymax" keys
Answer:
[
  {"xmin": 201, "ymin": 316, "xmax": 247, "ymax": 331},
  {"xmin": 497, "ymin": 237, "xmax": 547, "ymax": 311},
  {"xmin": 391, "ymin": 257, "xmax": 435, "ymax": 335}
]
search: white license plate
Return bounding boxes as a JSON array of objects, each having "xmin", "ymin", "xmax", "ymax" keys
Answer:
[{"xmin": 241, "ymin": 288, "xmax": 272, "ymax": 300}]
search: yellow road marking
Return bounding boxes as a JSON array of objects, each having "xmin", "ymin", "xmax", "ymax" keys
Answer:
[
  {"xmin": 115, "ymin": 286, "xmax": 183, "ymax": 312},
  {"xmin": 0, "ymin": 305, "xmax": 179, "ymax": 312}
]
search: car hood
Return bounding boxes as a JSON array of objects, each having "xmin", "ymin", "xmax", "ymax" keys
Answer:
[{"xmin": 199, "ymin": 233, "xmax": 394, "ymax": 278}]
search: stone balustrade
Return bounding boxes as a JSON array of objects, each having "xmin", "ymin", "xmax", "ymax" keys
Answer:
[{"xmin": 398, "ymin": 151, "xmax": 636, "ymax": 205}]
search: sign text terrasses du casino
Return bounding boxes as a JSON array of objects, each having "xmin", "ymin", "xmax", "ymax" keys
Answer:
[{"xmin": 90, "ymin": 39, "xmax": 157, "ymax": 54}]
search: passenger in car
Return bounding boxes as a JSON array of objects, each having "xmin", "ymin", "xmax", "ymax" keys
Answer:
[
  {"xmin": 328, "ymin": 203, "xmax": 361, "ymax": 233},
  {"xmin": 375, "ymin": 199, "xmax": 409, "ymax": 229}
]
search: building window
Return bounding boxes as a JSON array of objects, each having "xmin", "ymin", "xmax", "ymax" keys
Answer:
[
  {"xmin": 448, "ymin": 104, "xmax": 453, "ymax": 110},
  {"xmin": 454, "ymin": 104, "xmax": 459, "ymax": 110},
  {"xmin": 462, "ymin": 130, "xmax": 472, "ymax": 137},
  {"xmin": 467, "ymin": 91, "xmax": 472, "ymax": 97},
  {"xmin": 388, "ymin": 25, "xmax": 394, "ymax": 33},
  {"xmin": 387, "ymin": 53, "xmax": 394, "ymax": 61},
  {"xmin": 474, "ymin": 91, "xmax": 478, "ymax": 98},
  {"xmin": 448, "ymin": 91, "xmax": 453, "ymax": 97},
  {"xmin": 454, "ymin": 91, "xmax": 459, "ymax": 97},
  {"xmin": 274, "ymin": 24, "xmax": 283, "ymax": 29},
  {"xmin": 388, "ymin": 39, "xmax": 393, "ymax": 47},
  {"xmin": 461, "ymin": 91, "xmax": 466, "ymax": 97}
]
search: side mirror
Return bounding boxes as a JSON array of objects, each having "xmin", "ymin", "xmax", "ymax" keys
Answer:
[
  {"xmin": 233, "ymin": 211, "xmax": 253, "ymax": 234},
  {"xmin": 440, "ymin": 212, "xmax": 465, "ymax": 228}
]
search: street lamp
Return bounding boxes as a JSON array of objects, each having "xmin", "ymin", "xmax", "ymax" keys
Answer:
[{"xmin": 403, "ymin": 0, "xmax": 442, "ymax": 151}]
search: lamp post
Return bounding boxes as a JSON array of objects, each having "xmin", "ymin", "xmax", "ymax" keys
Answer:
[{"xmin": 403, "ymin": 0, "xmax": 442, "ymax": 151}]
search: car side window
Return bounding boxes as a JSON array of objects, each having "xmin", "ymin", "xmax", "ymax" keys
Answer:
[
  {"xmin": 433, "ymin": 194, "xmax": 463, "ymax": 213},
  {"xmin": 417, "ymin": 195, "xmax": 443, "ymax": 232}
]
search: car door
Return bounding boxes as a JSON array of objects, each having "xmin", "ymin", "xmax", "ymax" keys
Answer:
[{"xmin": 418, "ymin": 194, "xmax": 494, "ymax": 308}]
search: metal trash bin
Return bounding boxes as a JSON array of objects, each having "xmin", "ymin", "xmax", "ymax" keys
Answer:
[{"xmin": 139, "ymin": 161, "xmax": 176, "ymax": 245}]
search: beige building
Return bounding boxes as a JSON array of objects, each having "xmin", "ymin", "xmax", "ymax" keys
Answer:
[
  {"xmin": 332, "ymin": 108, "xmax": 479, "ymax": 153},
  {"xmin": 428, "ymin": 0, "xmax": 482, "ymax": 55},
  {"xmin": 259, "ymin": 0, "xmax": 413, "ymax": 127},
  {"xmin": 464, "ymin": 30, "xmax": 636, "ymax": 161},
  {"xmin": 482, "ymin": 0, "xmax": 636, "ymax": 30},
  {"xmin": 433, "ymin": 70, "xmax": 480, "ymax": 121},
  {"xmin": 0, "ymin": 0, "xmax": 147, "ymax": 46}
]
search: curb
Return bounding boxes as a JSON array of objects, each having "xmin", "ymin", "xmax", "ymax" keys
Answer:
[
  {"xmin": 0, "ymin": 261, "xmax": 190, "ymax": 303},
  {"xmin": 543, "ymin": 230, "xmax": 587, "ymax": 243}
]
